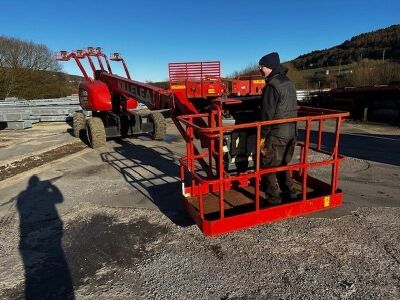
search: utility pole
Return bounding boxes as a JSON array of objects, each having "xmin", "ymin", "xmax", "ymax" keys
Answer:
[{"xmin": 382, "ymin": 49, "xmax": 386, "ymax": 62}]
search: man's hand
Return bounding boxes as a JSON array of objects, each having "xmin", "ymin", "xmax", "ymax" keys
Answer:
[{"xmin": 260, "ymin": 138, "xmax": 267, "ymax": 156}]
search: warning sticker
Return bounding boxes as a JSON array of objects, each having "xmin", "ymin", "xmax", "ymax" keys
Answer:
[
  {"xmin": 171, "ymin": 85, "xmax": 186, "ymax": 89},
  {"xmin": 252, "ymin": 79, "xmax": 265, "ymax": 84},
  {"xmin": 323, "ymin": 196, "xmax": 330, "ymax": 207}
]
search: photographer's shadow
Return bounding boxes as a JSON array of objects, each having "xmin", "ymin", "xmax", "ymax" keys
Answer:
[{"xmin": 16, "ymin": 175, "xmax": 74, "ymax": 300}]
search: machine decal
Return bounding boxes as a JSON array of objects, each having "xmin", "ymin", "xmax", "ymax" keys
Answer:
[
  {"xmin": 171, "ymin": 85, "xmax": 186, "ymax": 90},
  {"xmin": 119, "ymin": 81, "xmax": 152, "ymax": 105},
  {"xmin": 324, "ymin": 196, "xmax": 331, "ymax": 207},
  {"xmin": 252, "ymin": 79, "xmax": 265, "ymax": 84}
]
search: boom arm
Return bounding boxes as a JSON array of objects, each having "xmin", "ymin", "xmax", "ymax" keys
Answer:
[
  {"xmin": 56, "ymin": 49, "xmax": 205, "ymax": 115},
  {"xmin": 98, "ymin": 72, "xmax": 172, "ymax": 110}
]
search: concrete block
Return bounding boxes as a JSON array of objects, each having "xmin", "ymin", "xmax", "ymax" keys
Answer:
[
  {"xmin": 5, "ymin": 120, "xmax": 33, "ymax": 130},
  {"xmin": 0, "ymin": 112, "xmax": 31, "ymax": 121},
  {"xmin": 30, "ymin": 108, "xmax": 76, "ymax": 116},
  {"xmin": 39, "ymin": 115, "xmax": 69, "ymax": 122}
]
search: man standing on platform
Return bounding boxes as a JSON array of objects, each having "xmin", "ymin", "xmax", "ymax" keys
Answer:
[{"xmin": 258, "ymin": 52, "xmax": 298, "ymax": 204}]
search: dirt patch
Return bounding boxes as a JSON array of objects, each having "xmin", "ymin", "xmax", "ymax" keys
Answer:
[
  {"xmin": 0, "ymin": 211, "xmax": 170, "ymax": 299},
  {"xmin": 64, "ymin": 214, "xmax": 169, "ymax": 288},
  {"xmin": 0, "ymin": 142, "xmax": 87, "ymax": 181},
  {"xmin": 209, "ymin": 244, "xmax": 224, "ymax": 260}
]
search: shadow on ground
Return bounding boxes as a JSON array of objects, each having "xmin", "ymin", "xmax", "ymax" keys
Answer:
[
  {"xmin": 16, "ymin": 175, "xmax": 75, "ymax": 300},
  {"xmin": 101, "ymin": 139, "xmax": 193, "ymax": 227}
]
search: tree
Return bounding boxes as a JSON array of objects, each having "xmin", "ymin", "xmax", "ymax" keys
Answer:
[{"xmin": 0, "ymin": 36, "xmax": 73, "ymax": 99}]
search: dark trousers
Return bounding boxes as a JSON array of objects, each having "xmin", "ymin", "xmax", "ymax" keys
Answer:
[{"xmin": 261, "ymin": 135, "xmax": 296, "ymax": 198}]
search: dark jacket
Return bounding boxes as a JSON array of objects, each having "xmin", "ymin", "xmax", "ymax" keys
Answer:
[{"xmin": 261, "ymin": 65, "xmax": 297, "ymax": 139}]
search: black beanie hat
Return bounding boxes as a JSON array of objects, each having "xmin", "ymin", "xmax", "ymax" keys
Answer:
[{"xmin": 259, "ymin": 52, "xmax": 280, "ymax": 69}]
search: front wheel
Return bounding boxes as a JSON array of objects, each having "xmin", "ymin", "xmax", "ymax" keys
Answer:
[
  {"xmin": 86, "ymin": 117, "xmax": 106, "ymax": 148},
  {"xmin": 73, "ymin": 112, "xmax": 86, "ymax": 138},
  {"xmin": 149, "ymin": 112, "xmax": 166, "ymax": 140}
]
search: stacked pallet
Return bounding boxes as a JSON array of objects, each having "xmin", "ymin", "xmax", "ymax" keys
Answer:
[{"xmin": 0, "ymin": 96, "xmax": 81, "ymax": 129}]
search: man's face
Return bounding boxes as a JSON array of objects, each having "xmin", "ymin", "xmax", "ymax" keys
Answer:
[{"xmin": 259, "ymin": 65, "xmax": 272, "ymax": 77}]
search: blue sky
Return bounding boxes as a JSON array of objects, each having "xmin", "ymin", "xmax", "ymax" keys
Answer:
[{"xmin": 0, "ymin": 0, "xmax": 398, "ymax": 81}]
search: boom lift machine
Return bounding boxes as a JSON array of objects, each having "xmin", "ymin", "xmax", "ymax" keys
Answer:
[
  {"xmin": 57, "ymin": 48, "xmax": 349, "ymax": 236},
  {"xmin": 57, "ymin": 47, "xmax": 168, "ymax": 147}
]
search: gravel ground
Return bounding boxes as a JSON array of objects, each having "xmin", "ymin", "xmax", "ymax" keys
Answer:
[
  {"xmin": 0, "ymin": 204, "xmax": 398, "ymax": 299},
  {"xmin": 0, "ymin": 120, "xmax": 399, "ymax": 299}
]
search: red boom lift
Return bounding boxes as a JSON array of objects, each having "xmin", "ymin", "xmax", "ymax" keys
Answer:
[
  {"xmin": 57, "ymin": 48, "xmax": 349, "ymax": 236},
  {"xmin": 57, "ymin": 47, "xmax": 169, "ymax": 146}
]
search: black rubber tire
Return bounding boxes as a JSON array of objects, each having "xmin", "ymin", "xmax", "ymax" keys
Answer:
[
  {"xmin": 73, "ymin": 112, "xmax": 86, "ymax": 138},
  {"xmin": 86, "ymin": 117, "xmax": 106, "ymax": 148},
  {"xmin": 149, "ymin": 112, "xmax": 166, "ymax": 140}
]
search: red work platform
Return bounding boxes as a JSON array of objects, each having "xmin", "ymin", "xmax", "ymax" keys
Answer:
[{"xmin": 177, "ymin": 104, "xmax": 349, "ymax": 236}]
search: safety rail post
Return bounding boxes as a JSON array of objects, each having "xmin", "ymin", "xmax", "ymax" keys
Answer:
[
  {"xmin": 317, "ymin": 119, "xmax": 324, "ymax": 151},
  {"xmin": 185, "ymin": 124, "xmax": 192, "ymax": 194},
  {"xmin": 189, "ymin": 123, "xmax": 196, "ymax": 195},
  {"xmin": 218, "ymin": 127, "xmax": 225, "ymax": 219},
  {"xmin": 302, "ymin": 118, "xmax": 312, "ymax": 201},
  {"xmin": 208, "ymin": 111, "xmax": 215, "ymax": 179},
  {"xmin": 255, "ymin": 124, "xmax": 261, "ymax": 211},
  {"xmin": 299, "ymin": 144, "xmax": 305, "ymax": 177},
  {"xmin": 180, "ymin": 162, "xmax": 185, "ymax": 182},
  {"xmin": 199, "ymin": 183, "xmax": 204, "ymax": 219},
  {"xmin": 200, "ymin": 62, "xmax": 203, "ymax": 97},
  {"xmin": 331, "ymin": 116, "xmax": 342, "ymax": 194},
  {"xmin": 185, "ymin": 64, "xmax": 188, "ymax": 97}
]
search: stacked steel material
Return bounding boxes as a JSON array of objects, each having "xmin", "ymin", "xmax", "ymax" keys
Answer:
[
  {"xmin": 0, "ymin": 96, "xmax": 81, "ymax": 129},
  {"xmin": 296, "ymin": 90, "xmax": 311, "ymax": 102}
]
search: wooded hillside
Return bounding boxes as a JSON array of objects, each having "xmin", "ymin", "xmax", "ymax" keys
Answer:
[
  {"xmin": 0, "ymin": 36, "xmax": 78, "ymax": 100},
  {"xmin": 292, "ymin": 25, "xmax": 400, "ymax": 69}
]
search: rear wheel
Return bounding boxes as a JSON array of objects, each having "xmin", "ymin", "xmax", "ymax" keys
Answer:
[
  {"xmin": 149, "ymin": 112, "xmax": 166, "ymax": 140},
  {"xmin": 73, "ymin": 112, "xmax": 86, "ymax": 138},
  {"xmin": 86, "ymin": 117, "xmax": 106, "ymax": 148}
]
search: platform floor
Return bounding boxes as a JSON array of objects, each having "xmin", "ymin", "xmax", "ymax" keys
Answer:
[{"xmin": 187, "ymin": 180, "xmax": 329, "ymax": 220}]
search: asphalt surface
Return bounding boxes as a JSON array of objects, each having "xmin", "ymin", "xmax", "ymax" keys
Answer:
[{"xmin": 0, "ymin": 119, "xmax": 399, "ymax": 299}]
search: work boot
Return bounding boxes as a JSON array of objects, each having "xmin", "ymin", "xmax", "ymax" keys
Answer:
[
  {"xmin": 265, "ymin": 194, "xmax": 282, "ymax": 205},
  {"xmin": 281, "ymin": 189, "xmax": 299, "ymax": 201}
]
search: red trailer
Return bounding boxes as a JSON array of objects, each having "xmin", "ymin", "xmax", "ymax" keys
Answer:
[
  {"xmin": 58, "ymin": 48, "xmax": 349, "ymax": 236},
  {"xmin": 230, "ymin": 75, "xmax": 265, "ymax": 96}
]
